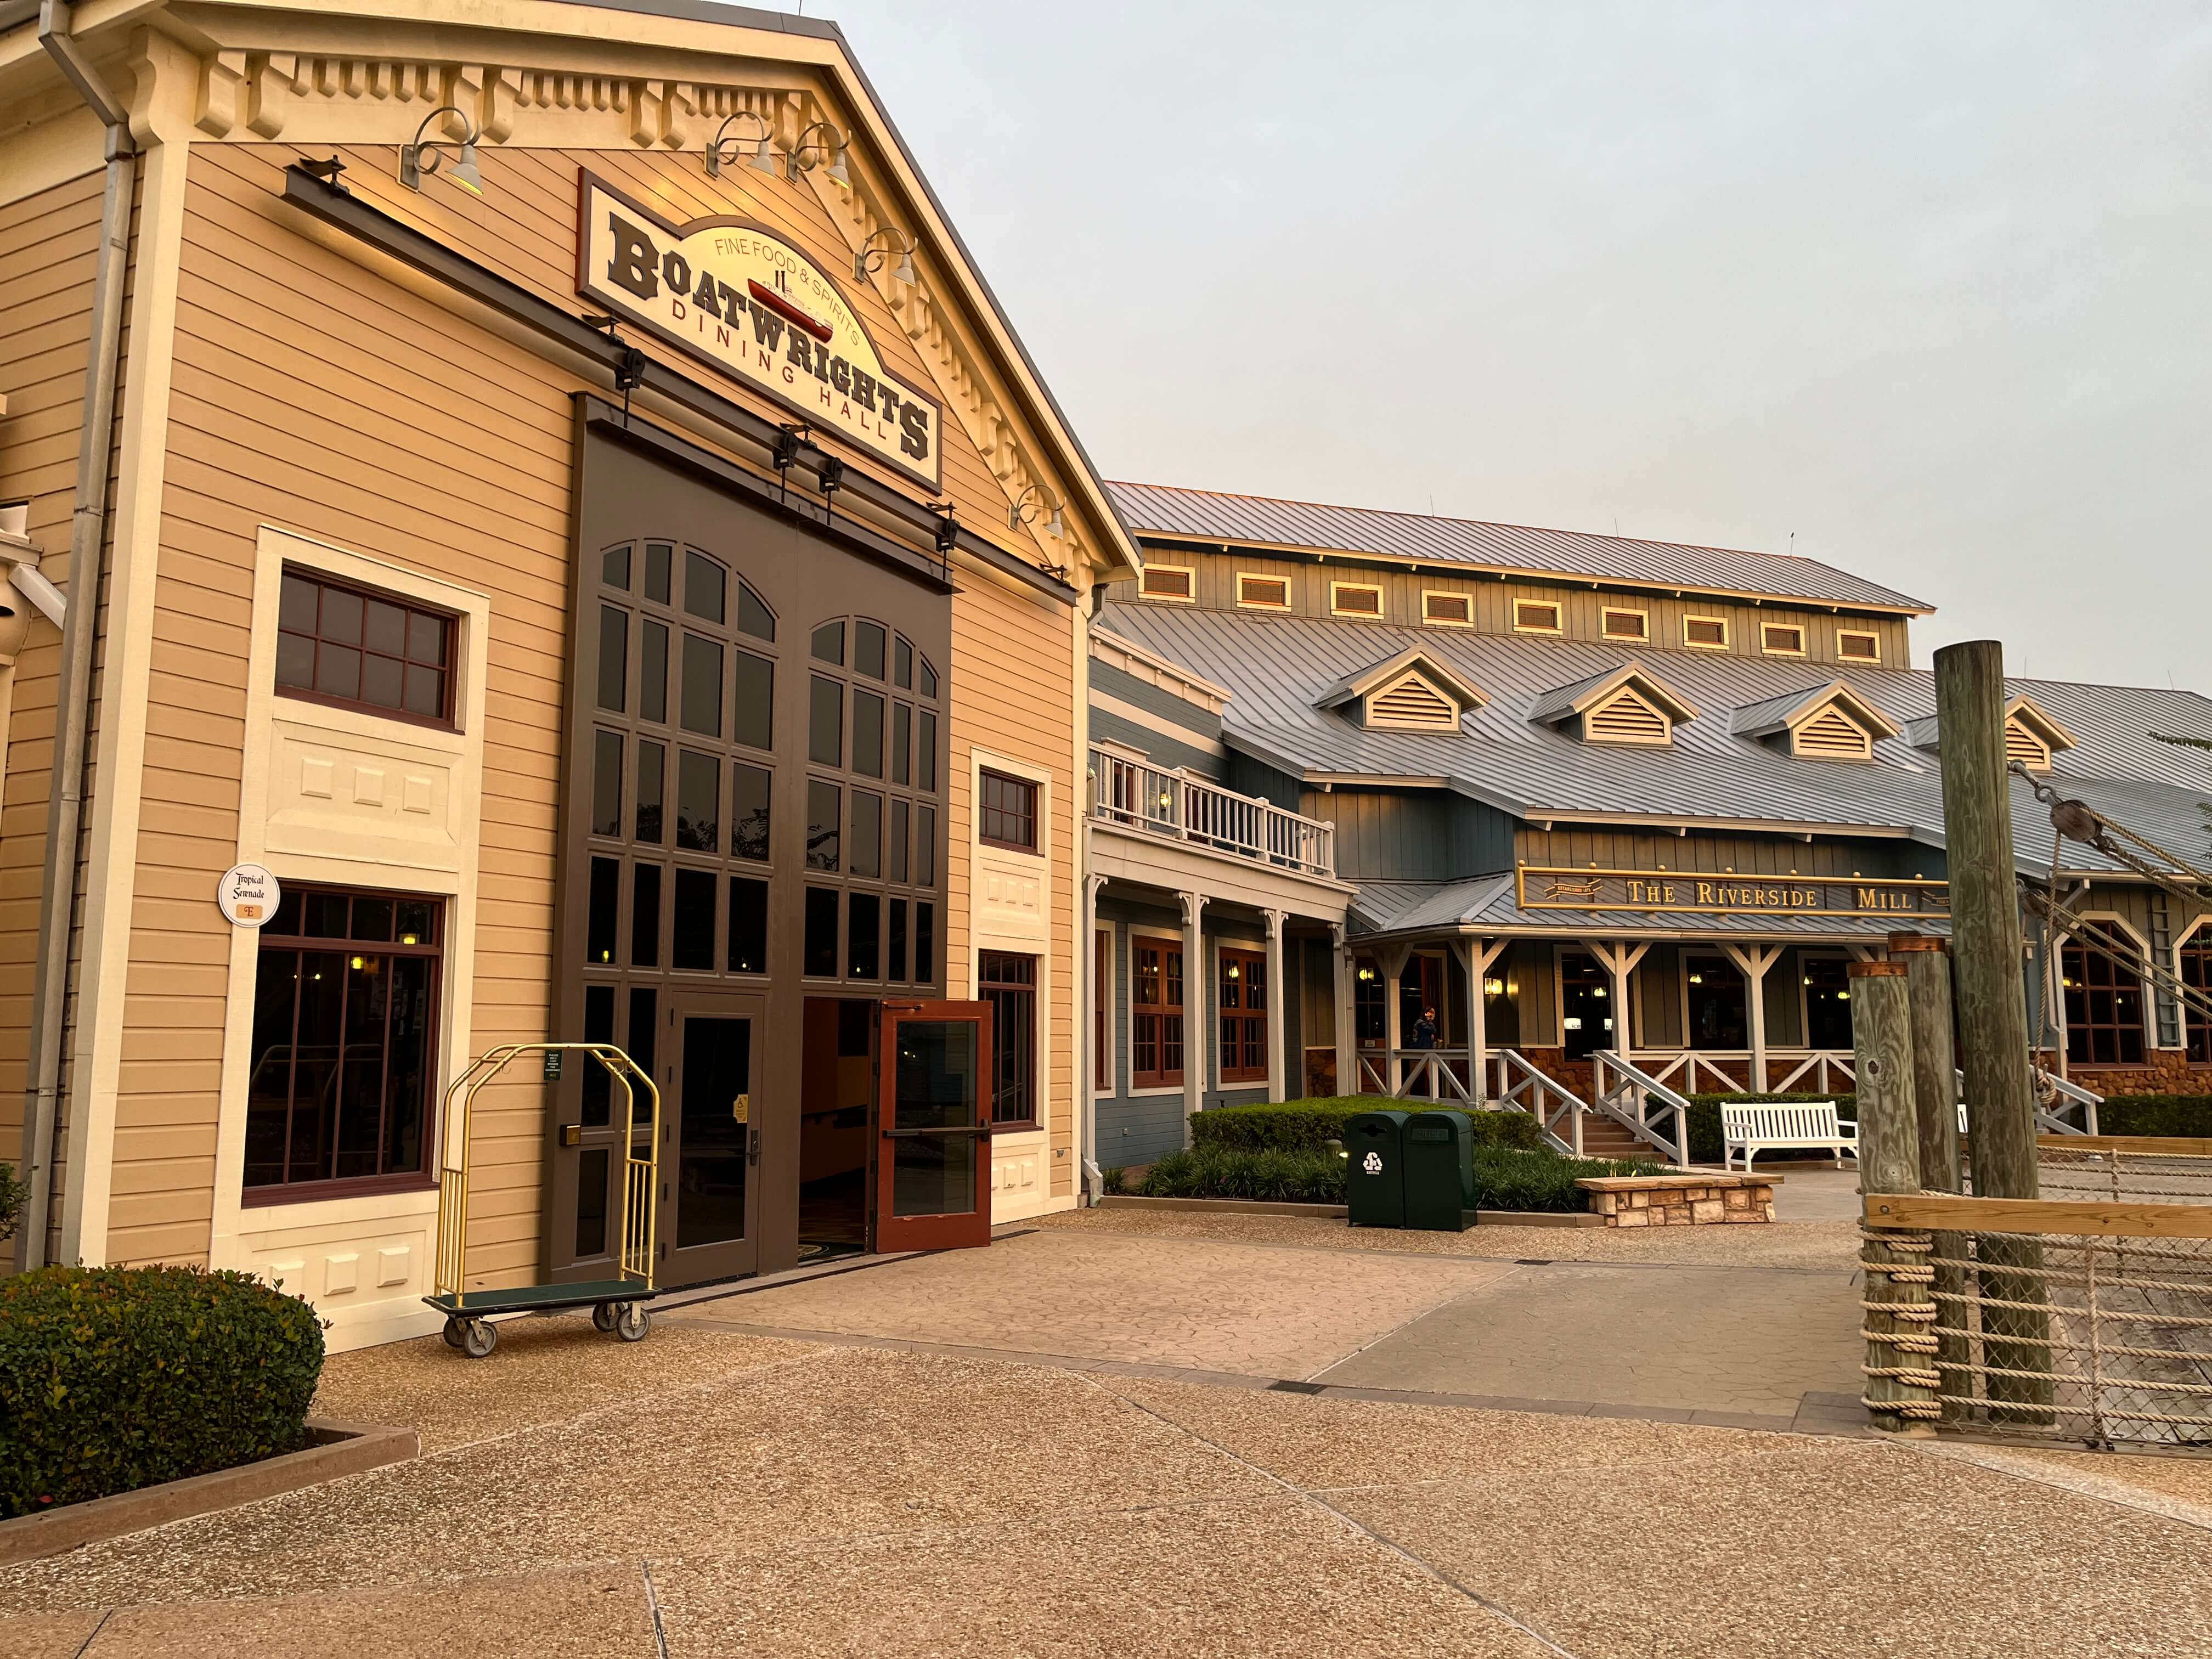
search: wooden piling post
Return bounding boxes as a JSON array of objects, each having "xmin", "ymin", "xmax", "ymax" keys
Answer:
[
  {"xmin": 1933, "ymin": 640, "xmax": 2052, "ymax": 1418},
  {"xmin": 1891, "ymin": 933, "xmax": 1967, "ymax": 1418},
  {"xmin": 1851, "ymin": 961, "xmax": 1939, "ymax": 1435}
]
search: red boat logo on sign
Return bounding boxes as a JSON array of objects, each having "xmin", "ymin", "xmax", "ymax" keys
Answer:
[{"xmin": 575, "ymin": 172, "xmax": 944, "ymax": 488}]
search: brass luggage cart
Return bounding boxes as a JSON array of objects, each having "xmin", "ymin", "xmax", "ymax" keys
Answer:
[{"xmin": 425, "ymin": 1042, "xmax": 660, "ymax": 1359}]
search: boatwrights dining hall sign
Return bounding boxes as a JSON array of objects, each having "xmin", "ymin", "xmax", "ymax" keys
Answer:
[
  {"xmin": 1517, "ymin": 865, "xmax": 1949, "ymax": 919},
  {"xmin": 577, "ymin": 173, "xmax": 944, "ymax": 487}
]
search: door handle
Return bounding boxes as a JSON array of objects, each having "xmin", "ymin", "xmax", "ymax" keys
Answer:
[{"xmin": 748, "ymin": 1127, "xmax": 760, "ymax": 1167}]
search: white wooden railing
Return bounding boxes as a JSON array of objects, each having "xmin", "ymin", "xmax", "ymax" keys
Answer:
[
  {"xmin": 1356, "ymin": 1047, "xmax": 1479, "ymax": 1106},
  {"xmin": 1629, "ymin": 1049, "xmax": 1856, "ymax": 1095},
  {"xmin": 2033, "ymin": 1071, "xmax": 2102, "ymax": 1137},
  {"xmin": 1592, "ymin": 1050, "xmax": 1692, "ymax": 1169},
  {"xmin": 1089, "ymin": 747, "xmax": 1334, "ymax": 877},
  {"xmin": 1487, "ymin": 1050, "xmax": 1588, "ymax": 1156}
]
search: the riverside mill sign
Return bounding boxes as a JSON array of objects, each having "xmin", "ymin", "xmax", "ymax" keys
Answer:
[
  {"xmin": 577, "ymin": 173, "xmax": 944, "ymax": 487},
  {"xmin": 1517, "ymin": 866, "xmax": 1949, "ymax": 919}
]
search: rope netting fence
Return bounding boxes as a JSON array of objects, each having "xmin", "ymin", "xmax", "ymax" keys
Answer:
[{"xmin": 1863, "ymin": 1144, "xmax": 2212, "ymax": 1449}]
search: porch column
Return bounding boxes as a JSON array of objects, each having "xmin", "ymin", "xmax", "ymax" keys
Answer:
[
  {"xmin": 1263, "ymin": 909, "xmax": 1286, "ymax": 1103},
  {"xmin": 1376, "ymin": 941, "xmax": 1412, "ymax": 1093},
  {"xmin": 1180, "ymin": 889, "xmax": 1206, "ymax": 1143},
  {"xmin": 1331, "ymin": 923, "xmax": 1355, "ymax": 1098},
  {"xmin": 1584, "ymin": 940, "xmax": 1650, "ymax": 1059},
  {"xmin": 1721, "ymin": 943, "xmax": 1783, "ymax": 1092},
  {"xmin": 1453, "ymin": 936, "xmax": 1508, "ymax": 1107},
  {"xmin": 1080, "ymin": 872, "xmax": 1106, "ymax": 1199}
]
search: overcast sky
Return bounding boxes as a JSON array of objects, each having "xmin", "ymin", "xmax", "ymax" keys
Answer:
[{"xmin": 795, "ymin": 2, "xmax": 2210, "ymax": 690}]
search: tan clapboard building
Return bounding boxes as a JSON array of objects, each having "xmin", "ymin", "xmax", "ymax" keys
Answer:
[{"xmin": 2, "ymin": 0, "xmax": 1137, "ymax": 1347}]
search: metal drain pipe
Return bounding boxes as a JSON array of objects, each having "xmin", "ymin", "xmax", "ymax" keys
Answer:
[{"xmin": 15, "ymin": 1, "xmax": 137, "ymax": 1270}]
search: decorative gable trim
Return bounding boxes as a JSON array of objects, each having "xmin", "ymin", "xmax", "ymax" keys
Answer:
[
  {"xmin": 1365, "ymin": 671, "xmax": 1461, "ymax": 732},
  {"xmin": 2006, "ymin": 696, "xmax": 2078, "ymax": 771},
  {"xmin": 1581, "ymin": 684, "xmax": 1675, "ymax": 747}
]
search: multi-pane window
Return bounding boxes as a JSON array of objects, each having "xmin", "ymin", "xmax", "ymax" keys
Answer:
[
  {"xmin": 2064, "ymin": 923, "xmax": 2147, "ymax": 1066},
  {"xmin": 1684, "ymin": 955, "xmax": 1747, "ymax": 1049},
  {"xmin": 2183, "ymin": 930, "xmax": 2212, "ymax": 1064},
  {"xmin": 803, "ymin": 612, "xmax": 941, "ymax": 988},
  {"xmin": 1218, "ymin": 947, "xmax": 1268, "ymax": 1084},
  {"xmin": 589, "ymin": 539, "xmax": 775, "ymax": 995},
  {"xmin": 276, "ymin": 567, "xmax": 453, "ymax": 724},
  {"xmin": 981, "ymin": 950, "xmax": 1037, "ymax": 1127},
  {"xmin": 979, "ymin": 769, "xmax": 1038, "ymax": 852},
  {"xmin": 1354, "ymin": 959, "xmax": 1385, "ymax": 1047},
  {"xmin": 1802, "ymin": 956, "xmax": 1854, "ymax": 1051},
  {"xmin": 1131, "ymin": 937, "xmax": 1184, "ymax": 1088},
  {"xmin": 245, "ymin": 885, "xmax": 442, "ymax": 1198}
]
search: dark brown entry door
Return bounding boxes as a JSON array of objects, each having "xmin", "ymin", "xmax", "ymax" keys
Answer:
[
  {"xmin": 660, "ymin": 991, "xmax": 764, "ymax": 1283},
  {"xmin": 876, "ymin": 1000, "xmax": 991, "ymax": 1252}
]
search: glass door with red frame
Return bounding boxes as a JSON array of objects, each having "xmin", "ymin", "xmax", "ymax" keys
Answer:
[{"xmin": 876, "ymin": 1000, "xmax": 992, "ymax": 1251}]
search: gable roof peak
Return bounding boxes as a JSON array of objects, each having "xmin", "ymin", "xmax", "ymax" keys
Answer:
[
  {"xmin": 1730, "ymin": 678, "xmax": 1900, "ymax": 743},
  {"xmin": 1316, "ymin": 646, "xmax": 1489, "ymax": 715}
]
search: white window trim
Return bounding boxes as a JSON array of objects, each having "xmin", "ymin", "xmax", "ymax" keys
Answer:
[
  {"xmin": 1599, "ymin": 605, "xmax": 1650, "ymax": 642},
  {"xmin": 1683, "ymin": 614, "xmax": 1731, "ymax": 650},
  {"xmin": 1511, "ymin": 599, "xmax": 1564, "ymax": 635},
  {"xmin": 2059, "ymin": 911, "xmax": 2157, "ymax": 1055},
  {"xmin": 1420, "ymin": 589, "xmax": 1476, "ymax": 627},
  {"xmin": 1836, "ymin": 628, "xmax": 1882, "ymax": 664},
  {"xmin": 1760, "ymin": 622, "xmax": 1809, "ymax": 658},
  {"xmin": 1139, "ymin": 562, "xmax": 1196, "ymax": 602},
  {"xmin": 1235, "ymin": 571, "xmax": 1294, "ymax": 611},
  {"xmin": 1329, "ymin": 579, "xmax": 1385, "ymax": 619}
]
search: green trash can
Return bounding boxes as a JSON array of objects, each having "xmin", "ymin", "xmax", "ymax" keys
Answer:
[
  {"xmin": 1344, "ymin": 1110, "xmax": 1409, "ymax": 1227},
  {"xmin": 1401, "ymin": 1110, "xmax": 1475, "ymax": 1232}
]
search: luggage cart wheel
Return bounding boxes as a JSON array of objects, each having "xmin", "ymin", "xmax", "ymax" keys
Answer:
[
  {"xmin": 614, "ymin": 1302, "xmax": 650, "ymax": 1343},
  {"xmin": 591, "ymin": 1302, "xmax": 618, "ymax": 1334},
  {"xmin": 460, "ymin": 1318, "xmax": 498, "ymax": 1359},
  {"xmin": 442, "ymin": 1317, "xmax": 465, "ymax": 1349}
]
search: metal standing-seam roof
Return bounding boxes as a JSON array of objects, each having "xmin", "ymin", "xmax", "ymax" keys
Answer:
[
  {"xmin": 1106, "ymin": 481, "xmax": 1933, "ymax": 614},
  {"xmin": 1098, "ymin": 600, "xmax": 2212, "ymax": 879}
]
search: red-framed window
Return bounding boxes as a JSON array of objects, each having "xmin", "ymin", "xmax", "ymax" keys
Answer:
[
  {"xmin": 276, "ymin": 566, "xmax": 455, "ymax": 727},
  {"xmin": 979, "ymin": 768, "xmax": 1038, "ymax": 852},
  {"xmin": 1131, "ymin": 935, "xmax": 1183, "ymax": 1088},
  {"xmin": 2064, "ymin": 923, "xmax": 2147, "ymax": 1066},
  {"xmin": 1093, "ymin": 928, "xmax": 1111, "ymax": 1091},
  {"xmin": 981, "ymin": 950, "xmax": 1037, "ymax": 1127},
  {"xmin": 1219, "ymin": 946, "xmax": 1268, "ymax": 1084},
  {"xmin": 244, "ymin": 884, "xmax": 443, "ymax": 1202}
]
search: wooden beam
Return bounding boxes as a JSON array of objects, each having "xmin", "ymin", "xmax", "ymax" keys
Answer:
[
  {"xmin": 1865, "ymin": 1191, "xmax": 2212, "ymax": 1241},
  {"xmin": 1851, "ymin": 961, "xmax": 1936, "ymax": 1434}
]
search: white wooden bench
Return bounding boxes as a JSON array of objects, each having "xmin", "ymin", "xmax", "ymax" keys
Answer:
[{"xmin": 1720, "ymin": 1100, "xmax": 1858, "ymax": 1171}]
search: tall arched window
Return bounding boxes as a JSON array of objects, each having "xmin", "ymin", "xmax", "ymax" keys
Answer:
[
  {"xmin": 2063, "ymin": 922, "xmax": 2146, "ymax": 1066},
  {"xmin": 2183, "ymin": 928, "xmax": 2211, "ymax": 1064}
]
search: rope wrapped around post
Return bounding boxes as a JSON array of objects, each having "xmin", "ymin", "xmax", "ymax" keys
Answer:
[
  {"xmin": 1852, "ymin": 959, "xmax": 1940, "ymax": 1435},
  {"xmin": 1860, "ymin": 1225, "xmax": 1943, "ymax": 1421}
]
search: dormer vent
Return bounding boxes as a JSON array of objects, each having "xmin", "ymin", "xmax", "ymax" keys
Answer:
[
  {"xmin": 1527, "ymin": 662, "xmax": 1699, "ymax": 749},
  {"xmin": 1729, "ymin": 680, "xmax": 1899, "ymax": 764},
  {"xmin": 1316, "ymin": 647, "xmax": 1488, "ymax": 735},
  {"xmin": 1903, "ymin": 695, "xmax": 2078, "ymax": 772},
  {"xmin": 1368, "ymin": 672, "xmax": 1459, "ymax": 731}
]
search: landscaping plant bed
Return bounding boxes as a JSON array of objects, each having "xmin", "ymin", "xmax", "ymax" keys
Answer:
[
  {"xmin": 0, "ymin": 1418, "xmax": 416, "ymax": 1566},
  {"xmin": 1096, "ymin": 1195, "xmax": 1604, "ymax": 1227}
]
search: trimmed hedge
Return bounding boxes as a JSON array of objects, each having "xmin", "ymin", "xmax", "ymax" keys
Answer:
[
  {"xmin": 1193, "ymin": 1097, "xmax": 1545, "ymax": 1155},
  {"xmin": 0, "ymin": 1265, "xmax": 325, "ymax": 1519},
  {"xmin": 1684, "ymin": 1092, "xmax": 1857, "ymax": 1165},
  {"xmin": 2092, "ymin": 1096, "xmax": 2212, "ymax": 1138},
  {"xmin": 1136, "ymin": 1142, "xmax": 1657, "ymax": 1213}
]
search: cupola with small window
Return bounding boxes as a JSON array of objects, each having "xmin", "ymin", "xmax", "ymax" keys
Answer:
[
  {"xmin": 1526, "ymin": 661, "xmax": 1699, "ymax": 748},
  {"xmin": 1729, "ymin": 680, "xmax": 1899, "ymax": 762},
  {"xmin": 1316, "ymin": 647, "xmax": 1487, "ymax": 733}
]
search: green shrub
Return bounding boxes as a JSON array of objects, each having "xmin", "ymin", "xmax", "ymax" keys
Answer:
[
  {"xmin": 1193, "ymin": 1097, "xmax": 1545, "ymax": 1155},
  {"xmin": 1134, "ymin": 1141, "xmax": 1658, "ymax": 1213},
  {"xmin": 1100, "ymin": 1166, "xmax": 1128, "ymax": 1197},
  {"xmin": 0, "ymin": 1161, "xmax": 25, "ymax": 1245},
  {"xmin": 0, "ymin": 1265, "xmax": 325, "ymax": 1519},
  {"xmin": 1138, "ymin": 1146, "xmax": 1347, "ymax": 1204},
  {"xmin": 2094, "ymin": 1096, "xmax": 2212, "ymax": 1138},
  {"xmin": 1683, "ymin": 1092, "xmax": 1858, "ymax": 1164}
]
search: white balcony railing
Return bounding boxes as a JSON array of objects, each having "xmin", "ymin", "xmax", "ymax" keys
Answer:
[{"xmin": 1089, "ymin": 747, "xmax": 1334, "ymax": 878}]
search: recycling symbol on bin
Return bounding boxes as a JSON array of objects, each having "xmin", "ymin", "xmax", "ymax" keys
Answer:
[{"xmin": 1362, "ymin": 1151, "xmax": 1383, "ymax": 1175}]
